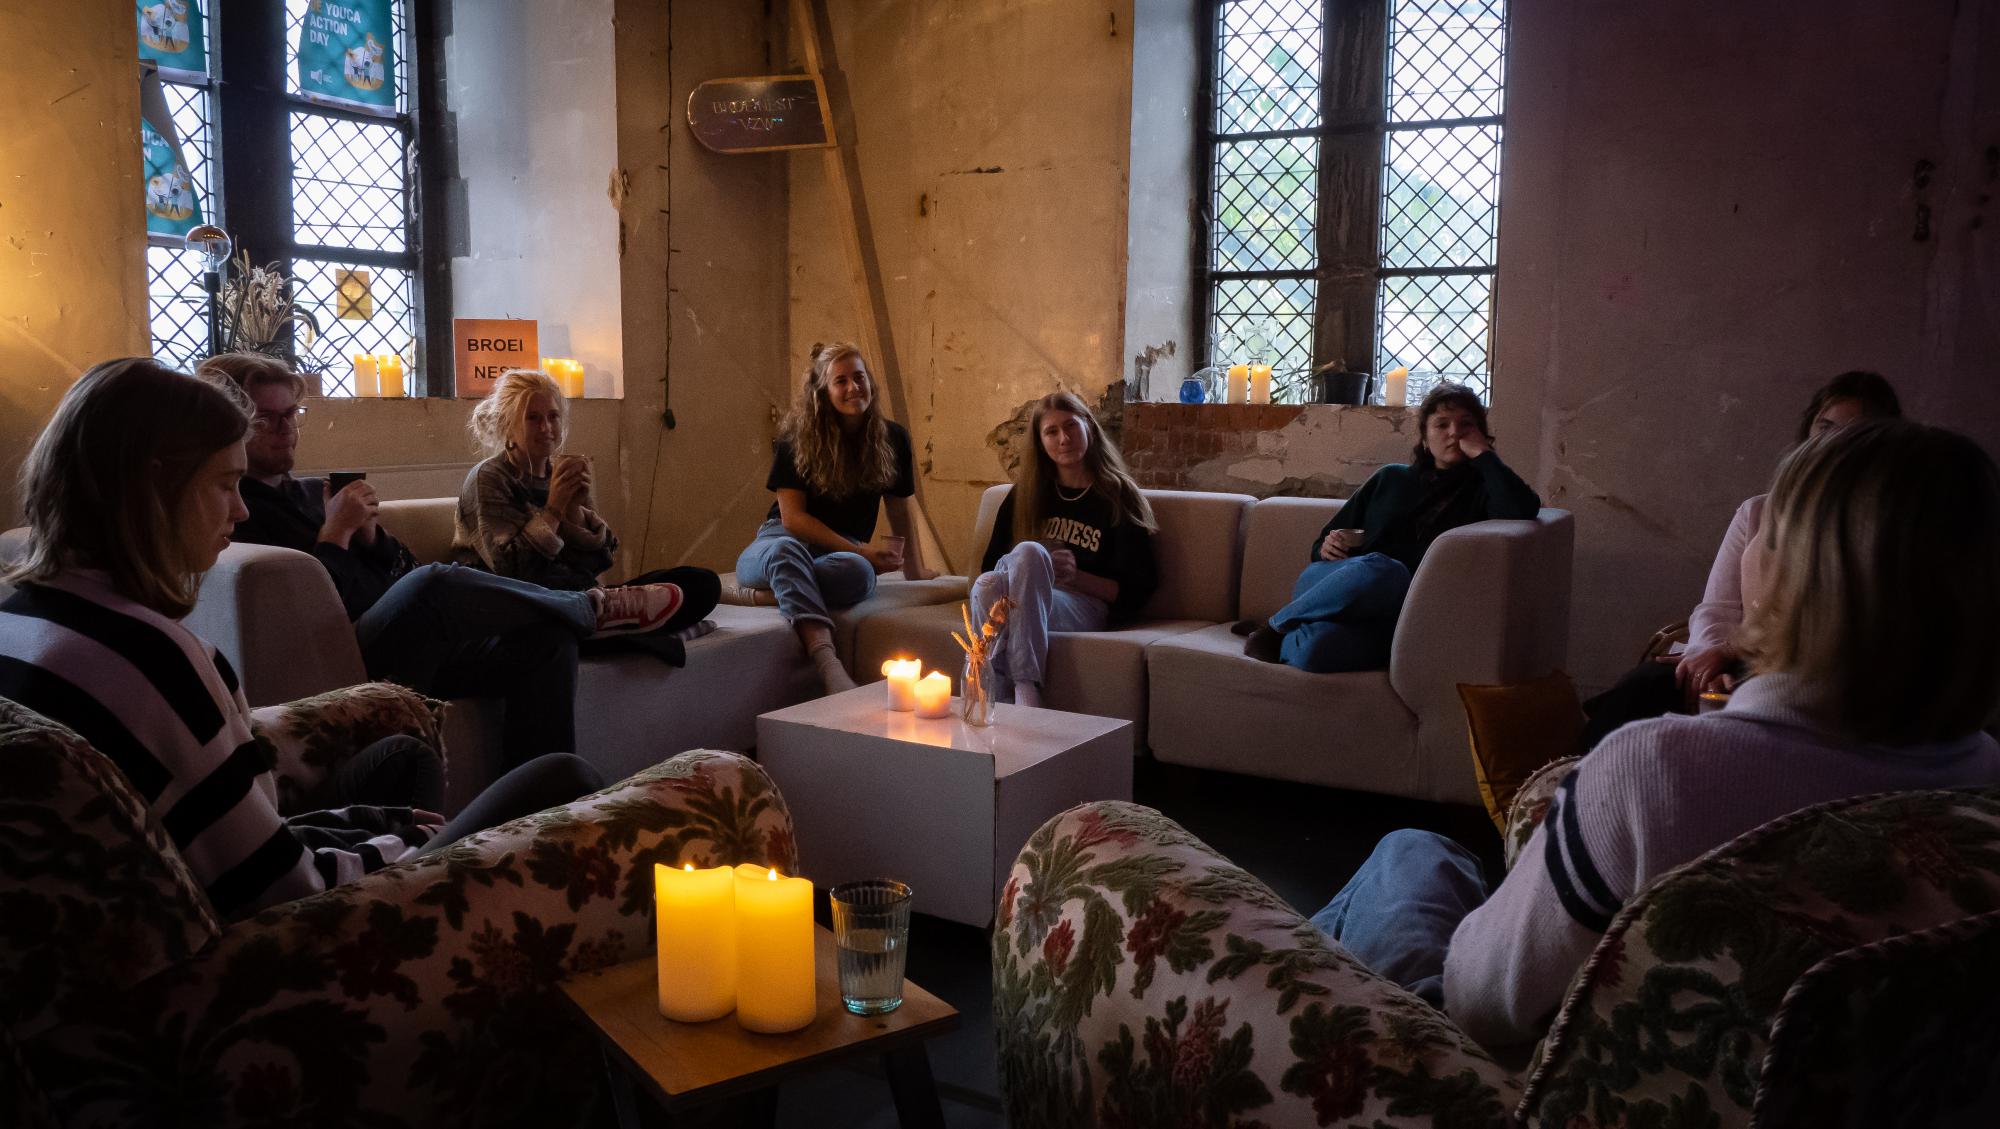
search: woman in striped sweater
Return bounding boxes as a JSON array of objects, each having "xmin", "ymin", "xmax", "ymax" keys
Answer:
[{"xmin": 0, "ymin": 359, "xmax": 602, "ymax": 921}]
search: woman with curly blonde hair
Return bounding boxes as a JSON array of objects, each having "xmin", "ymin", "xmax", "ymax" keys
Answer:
[
  {"xmin": 972, "ymin": 390, "xmax": 1158, "ymax": 707},
  {"xmin": 737, "ymin": 342, "xmax": 933, "ymax": 694}
]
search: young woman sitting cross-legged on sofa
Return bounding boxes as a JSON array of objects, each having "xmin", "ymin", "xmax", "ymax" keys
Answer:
[
  {"xmin": 972, "ymin": 390, "xmax": 1158, "ymax": 708},
  {"xmin": 736, "ymin": 341, "xmax": 937, "ymax": 695},
  {"xmin": 1240, "ymin": 381, "xmax": 1542, "ymax": 672},
  {"xmin": 1314, "ymin": 417, "xmax": 2000, "ymax": 1049},
  {"xmin": 1581, "ymin": 369, "xmax": 1903, "ymax": 746},
  {"xmin": 451, "ymin": 368, "xmax": 719, "ymax": 634},
  {"xmin": 0, "ymin": 359, "xmax": 605, "ymax": 921}
]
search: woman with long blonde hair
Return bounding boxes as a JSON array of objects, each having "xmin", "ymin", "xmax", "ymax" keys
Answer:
[
  {"xmin": 971, "ymin": 390, "xmax": 1158, "ymax": 708},
  {"xmin": 737, "ymin": 342, "xmax": 932, "ymax": 694}
]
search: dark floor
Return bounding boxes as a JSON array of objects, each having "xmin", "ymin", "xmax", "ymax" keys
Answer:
[{"xmin": 759, "ymin": 757, "xmax": 1506, "ymax": 1129}]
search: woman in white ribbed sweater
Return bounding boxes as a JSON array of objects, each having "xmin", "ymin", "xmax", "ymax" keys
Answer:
[
  {"xmin": 1314, "ymin": 417, "xmax": 2000, "ymax": 1049},
  {"xmin": 0, "ymin": 359, "xmax": 601, "ymax": 920}
]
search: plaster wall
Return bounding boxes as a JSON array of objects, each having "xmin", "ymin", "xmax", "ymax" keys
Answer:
[
  {"xmin": 787, "ymin": 1, "xmax": 1138, "ymax": 572},
  {"xmin": 1123, "ymin": 0, "xmax": 1201, "ymax": 403},
  {"xmin": 447, "ymin": 0, "xmax": 626, "ymax": 399},
  {"xmin": 0, "ymin": 0, "xmax": 148, "ymax": 524}
]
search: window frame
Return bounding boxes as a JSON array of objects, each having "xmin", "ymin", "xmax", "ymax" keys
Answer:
[{"xmin": 1194, "ymin": 0, "xmax": 1507, "ymax": 401}]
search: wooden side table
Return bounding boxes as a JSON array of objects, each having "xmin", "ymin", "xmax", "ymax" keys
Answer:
[{"xmin": 561, "ymin": 927, "xmax": 958, "ymax": 1128}]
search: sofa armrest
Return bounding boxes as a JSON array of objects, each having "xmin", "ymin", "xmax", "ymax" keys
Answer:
[
  {"xmin": 251, "ymin": 682, "xmax": 450, "ymax": 814},
  {"xmin": 1502, "ymin": 756, "xmax": 1579, "ymax": 871},
  {"xmin": 1389, "ymin": 510, "xmax": 1574, "ymax": 804},
  {"xmin": 23, "ymin": 750, "xmax": 798, "ymax": 1129},
  {"xmin": 185, "ymin": 542, "xmax": 369, "ymax": 708},
  {"xmin": 994, "ymin": 801, "xmax": 1516, "ymax": 1128}
]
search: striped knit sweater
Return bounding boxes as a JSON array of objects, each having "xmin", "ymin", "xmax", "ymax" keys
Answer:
[
  {"xmin": 1443, "ymin": 672, "xmax": 2000, "ymax": 1047},
  {"xmin": 0, "ymin": 570, "xmax": 435, "ymax": 921}
]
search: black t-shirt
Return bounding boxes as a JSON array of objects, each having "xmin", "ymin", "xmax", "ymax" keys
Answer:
[
  {"xmin": 233, "ymin": 475, "xmax": 416, "ymax": 622},
  {"xmin": 764, "ymin": 421, "xmax": 916, "ymax": 544},
  {"xmin": 981, "ymin": 487, "xmax": 1159, "ymax": 623}
]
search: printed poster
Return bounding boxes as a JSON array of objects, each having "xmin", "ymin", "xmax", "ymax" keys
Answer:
[
  {"xmin": 297, "ymin": 0, "xmax": 397, "ymax": 113},
  {"xmin": 137, "ymin": 0, "xmax": 206, "ymax": 78},
  {"xmin": 140, "ymin": 70, "xmax": 202, "ymax": 239}
]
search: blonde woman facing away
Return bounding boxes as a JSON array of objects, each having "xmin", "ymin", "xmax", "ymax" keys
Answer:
[
  {"xmin": 737, "ymin": 342, "xmax": 934, "ymax": 695},
  {"xmin": 972, "ymin": 391, "xmax": 1158, "ymax": 708},
  {"xmin": 1311, "ymin": 418, "xmax": 2000, "ymax": 1049},
  {"xmin": 453, "ymin": 369, "xmax": 719, "ymax": 634}
]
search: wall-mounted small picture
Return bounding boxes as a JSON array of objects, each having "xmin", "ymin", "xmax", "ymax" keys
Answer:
[{"xmin": 336, "ymin": 268, "xmax": 375, "ymax": 321}]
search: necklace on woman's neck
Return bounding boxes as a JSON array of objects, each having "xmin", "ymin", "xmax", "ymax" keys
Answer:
[{"xmin": 1054, "ymin": 480, "xmax": 1091, "ymax": 503}]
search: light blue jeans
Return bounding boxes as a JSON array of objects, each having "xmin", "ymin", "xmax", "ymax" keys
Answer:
[
  {"xmin": 971, "ymin": 541, "xmax": 1109, "ymax": 697},
  {"xmin": 1311, "ymin": 829, "xmax": 1489, "ymax": 1008},
  {"xmin": 1270, "ymin": 553, "xmax": 1413, "ymax": 673},
  {"xmin": 734, "ymin": 519, "xmax": 877, "ymax": 627}
]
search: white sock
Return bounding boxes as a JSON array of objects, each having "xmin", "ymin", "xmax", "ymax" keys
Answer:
[{"xmin": 810, "ymin": 642, "xmax": 856, "ymax": 694}]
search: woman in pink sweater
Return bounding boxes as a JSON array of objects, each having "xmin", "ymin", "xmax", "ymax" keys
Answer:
[{"xmin": 1314, "ymin": 417, "xmax": 2000, "ymax": 1048}]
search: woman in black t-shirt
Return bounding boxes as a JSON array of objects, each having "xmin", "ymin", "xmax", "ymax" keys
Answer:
[
  {"xmin": 737, "ymin": 342, "xmax": 934, "ymax": 694},
  {"xmin": 973, "ymin": 390, "xmax": 1158, "ymax": 708}
]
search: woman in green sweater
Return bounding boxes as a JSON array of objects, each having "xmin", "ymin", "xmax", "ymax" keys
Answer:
[{"xmin": 1244, "ymin": 382, "xmax": 1541, "ymax": 672}]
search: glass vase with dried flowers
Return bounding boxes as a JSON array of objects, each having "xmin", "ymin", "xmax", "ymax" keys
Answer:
[{"xmin": 951, "ymin": 598, "xmax": 1010, "ymax": 727}]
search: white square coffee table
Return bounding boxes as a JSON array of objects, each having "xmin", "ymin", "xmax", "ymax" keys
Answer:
[{"xmin": 755, "ymin": 685, "xmax": 1133, "ymax": 927}]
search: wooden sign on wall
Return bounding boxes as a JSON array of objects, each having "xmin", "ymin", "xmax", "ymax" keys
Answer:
[
  {"xmin": 453, "ymin": 318, "xmax": 538, "ymax": 398},
  {"xmin": 687, "ymin": 74, "xmax": 834, "ymax": 154}
]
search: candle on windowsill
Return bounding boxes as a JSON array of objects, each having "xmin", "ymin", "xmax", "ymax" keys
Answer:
[
  {"xmin": 1248, "ymin": 363, "xmax": 1273, "ymax": 405},
  {"xmin": 543, "ymin": 357, "xmax": 585, "ymax": 398},
  {"xmin": 914, "ymin": 671, "xmax": 953, "ymax": 719},
  {"xmin": 376, "ymin": 354, "xmax": 406, "ymax": 398},
  {"xmin": 732, "ymin": 864, "xmax": 815, "ymax": 1034},
  {"xmin": 1225, "ymin": 363, "xmax": 1249, "ymax": 405},
  {"xmin": 655, "ymin": 862, "xmax": 737, "ymax": 1022},
  {"xmin": 1383, "ymin": 365, "xmax": 1409, "ymax": 408},
  {"xmin": 351, "ymin": 354, "xmax": 379, "ymax": 397},
  {"xmin": 881, "ymin": 657, "xmax": 921, "ymax": 712}
]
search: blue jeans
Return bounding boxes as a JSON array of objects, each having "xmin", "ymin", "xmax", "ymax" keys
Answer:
[
  {"xmin": 971, "ymin": 542, "xmax": 1110, "ymax": 695},
  {"xmin": 355, "ymin": 564, "xmax": 594, "ymax": 768},
  {"xmin": 1311, "ymin": 829, "xmax": 1489, "ymax": 1007},
  {"xmin": 734, "ymin": 519, "xmax": 877, "ymax": 627},
  {"xmin": 1269, "ymin": 553, "xmax": 1412, "ymax": 673}
]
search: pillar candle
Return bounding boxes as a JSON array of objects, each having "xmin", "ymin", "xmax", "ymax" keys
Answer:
[
  {"xmin": 881, "ymin": 658, "xmax": 921, "ymax": 712},
  {"xmin": 376, "ymin": 354, "xmax": 405, "ymax": 398},
  {"xmin": 914, "ymin": 671, "xmax": 953, "ymax": 719},
  {"xmin": 1225, "ymin": 363, "xmax": 1249, "ymax": 405},
  {"xmin": 351, "ymin": 354, "xmax": 379, "ymax": 397},
  {"xmin": 1248, "ymin": 363, "xmax": 1273, "ymax": 405},
  {"xmin": 733, "ymin": 864, "xmax": 815, "ymax": 1034},
  {"xmin": 655, "ymin": 862, "xmax": 737, "ymax": 1022},
  {"xmin": 1383, "ymin": 365, "xmax": 1409, "ymax": 407}
]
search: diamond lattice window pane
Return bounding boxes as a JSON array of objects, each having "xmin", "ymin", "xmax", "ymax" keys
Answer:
[
  {"xmin": 148, "ymin": 246, "xmax": 212, "ymax": 373},
  {"xmin": 1376, "ymin": 272, "xmax": 1492, "ymax": 400},
  {"xmin": 292, "ymin": 259, "xmax": 414, "ymax": 397},
  {"xmin": 162, "ymin": 82, "xmax": 215, "ymax": 210},
  {"xmin": 1380, "ymin": 125, "xmax": 1499, "ymax": 270},
  {"xmin": 1216, "ymin": 0, "xmax": 1324, "ymax": 134},
  {"xmin": 1211, "ymin": 276, "xmax": 1316, "ymax": 397},
  {"xmin": 1388, "ymin": 0, "xmax": 1506, "ymax": 123},
  {"xmin": 1212, "ymin": 137, "xmax": 1320, "ymax": 273},
  {"xmin": 287, "ymin": 0, "xmax": 409, "ymax": 114},
  {"xmin": 291, "ymin": 111, "xmax": 409, "ymax": 252}
]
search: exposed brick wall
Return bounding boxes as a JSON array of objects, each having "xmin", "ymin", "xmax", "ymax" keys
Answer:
[
  {"xmin": 1120, "ymin": 402, "xmax": 1411, "ymax": 499},
  {"xmin": 1122, "ymin": 404, "xmax": 1306, "ymax": 490}
]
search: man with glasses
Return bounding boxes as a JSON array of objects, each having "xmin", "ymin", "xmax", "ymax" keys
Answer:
[{"xmin": 197, "ymin": 352, "xmax": 683, "ymax": 773}]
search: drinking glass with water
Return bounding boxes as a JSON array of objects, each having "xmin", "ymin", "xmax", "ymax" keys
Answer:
[{"xmin": 829, "ymin": 879, "xmax": 913, "ymax": 1015}]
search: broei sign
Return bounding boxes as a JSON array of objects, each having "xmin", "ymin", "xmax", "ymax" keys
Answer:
[
  {"xmin": 453, "ymin": 319, "xmax": 539, "ymax": 398},
  {"xmin": 686, "ymin": 75, "xmax": 833, "ymax": 154}
]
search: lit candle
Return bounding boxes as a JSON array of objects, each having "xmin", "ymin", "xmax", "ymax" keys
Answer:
[
  {"xmin": 351, "ymin": 354, "xmax": 379, "ymax": 397},
  {"xmin": 376, "ymin": 354, "xmax": 405, "ymax": 398},
  {"xmin": 1383, "ymin": 365, "xmax": 1408, "ymax": 407},
  {"xmin": 543, "ymin": 357, "xmax": 585, "ymax": 398},
  {"xmin": 655, "ymin": 862, "xmax": 737, "ymax": 1022},
  {"xmin": 1248, "ymin": 363, "xmax": 1273, "ymax": 405},
  {"xmin": 881, "ymin": 657, "xmax": 921, "ymax": 712},
  {"xmin": 1225, "ymin": 363, "xmax": 1249, "ymax": 404},
  {"xmin": 914, "ymin": 671, "xmax": 953, "ymax": 719},
  {"xmin": 732, "ymin": 864, "xmax": 815, "ymax": 1034}
]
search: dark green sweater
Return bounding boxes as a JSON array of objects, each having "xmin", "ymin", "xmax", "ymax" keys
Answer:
[{"xmin": 1306, "ymin": 451, "xmax": 1541, "ymax": 572}]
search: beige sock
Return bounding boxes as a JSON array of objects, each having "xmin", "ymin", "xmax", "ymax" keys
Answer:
[{"xmin": 810, "ymin": 642, "xmax": 856, "ymax": 695}]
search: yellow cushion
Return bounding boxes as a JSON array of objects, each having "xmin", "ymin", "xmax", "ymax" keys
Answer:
[{"xmin": 1457, "ymin": 671, "xmax": 1585, "ymax": 833}]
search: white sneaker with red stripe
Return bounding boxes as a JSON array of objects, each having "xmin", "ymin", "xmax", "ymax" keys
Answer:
[{"xmin": 590, "ymin": 583, "xmax": 684, "ymax": 637}]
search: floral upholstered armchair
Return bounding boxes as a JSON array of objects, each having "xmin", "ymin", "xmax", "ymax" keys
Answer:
[
  {"xmin": 0, "ymin": 686, "xmax": 796, "ymax": 1129},
  {"xmin": 994, "ymin": 779, "xmax": 2000, "ymax": 1128}
]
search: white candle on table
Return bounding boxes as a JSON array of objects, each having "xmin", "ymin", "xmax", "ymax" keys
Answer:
[
  {"xmin": 732, "ymin": 864, "xmax": 815, "ymax": 1034},
  {"xmin": 655, "ymin": 862, "xmax": 737, "ymax": 1022},
  {"xmin": 914, "ymin": 671, "xmax": 952, "ymax": 718},
  {"xmin": 881, "ymin": 658, "xmax": 921, "ymax": 712}
]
